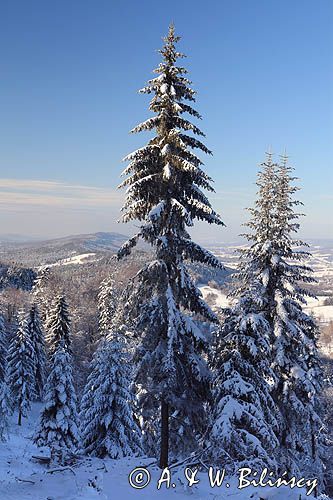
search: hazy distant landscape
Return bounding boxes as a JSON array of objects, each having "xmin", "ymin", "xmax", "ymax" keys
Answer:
[{"xmin": 1, "ymin": 231, "xmax": 332, "ymax": 348}]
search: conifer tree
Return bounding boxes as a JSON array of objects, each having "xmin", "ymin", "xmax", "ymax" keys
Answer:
[
  {"xmin": 34, "ymin": 341, "xmax": 79, "ymax": 462},
  {"xmin": 80, "ymin": 336, "xmax": 142, "ymax": 458},
  {"xmin": 234, "ymin": 151, "xmax": 278, "ymax": 303},
  {"xmin": 231, "ymin": 152, "xmax": 325, "ymax": 480},
  {"xmin": 27, "ymin": 304, "xmax": 46, "ymax": 401},
  {"xmin": 117, "ymin": 25, "xmax": 224, "ymax": 466},
  {"xmin": 209, "ymin": 293, "xmax": 279, "ymax": 472},
  {"xmin": 46, "ymin": 295, "xmax": 71, "ymax": 355},
  {"xmin": 269, "ymin": 156, "xmax": 324, "ymax": 478},
  {"xmin": 32, "ymin": 266, "xmax": 51, "ymax": 323},
  {"xmin": 0, "ymin": 381, "xmax": 10, "ymax": 441},
  {"xmin": 0, "ymin": 313, "xmax": 7, "ymax": 384},
  {"xmin": 97, "ymin": 276, "xmax": 117, "ymax": 336},
  {"xmin": 7, "ymin": 312, "xmax": 35, "ymax": 425},
  {"xmin": 0, "ymin": 314, "xmax": 10, "ymax": 439}
]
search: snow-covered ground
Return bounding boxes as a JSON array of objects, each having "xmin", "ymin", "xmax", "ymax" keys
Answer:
[
  {"xmin": 309, "ymin": 247, "xmax": 333, "ymax": 281},
  {"xmin": 304, "ymin": 296, "xmax": 333, "ymax": 324},
  {"xmin": 200, "ymin": 286, "xmax": 333, "ymax": 325},
  {"xmin": 0, "ymin": 405, "xmax": 322, "ymax": 500}
]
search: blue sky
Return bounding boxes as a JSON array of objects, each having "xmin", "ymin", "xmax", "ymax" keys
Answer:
[{"xmin": 0, "ymin": 0, "xmax": 332, "ymax": 241}]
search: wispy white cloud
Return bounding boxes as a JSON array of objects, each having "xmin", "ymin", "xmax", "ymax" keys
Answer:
[{"xmin": 0, "ymin": 178, "xmax": 123, "ymax": 210}]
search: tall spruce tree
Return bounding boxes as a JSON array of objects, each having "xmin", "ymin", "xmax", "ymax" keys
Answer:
[
  {"xmin": 0, "ymin": 381, "xmax": 10, "ymax": 440},
  {"xmin": 97, "ymin": 276, "xmax": 117, "ymax": 336},
  {"xmin": 117, "ymin": 25, "xmax": 224, "ymax": 466},
  {"xmin": 32, "ymin": 266, "xmax": 51, "ymax": 324},
  {"xmin": 7, "ymin": 311, "xmax": 35, "ymax": 425},
  {"xmin": 231, "ymin": 152, "xmax": 325, "ymax": 481},
  {"xmin": 0, "ymin": 313, "xmax": 7, "ymax": 384},
  {"xmin": 235, "ymin": 151, "xmax": 278, "ymax": 303},
  {"xmin": 34, "ymin": 341, "xmax": 80, "ymax": 462},
  {"xmin": 207, "ymin": 155, "xmax": 280, "ymax": 472},
  {"xmin": 269, "ymin": 155, "xmax": 324, "ymax": 478},
  {"xmin": 0, "ymin": 313, "xmax": 10, "ymax": 440},
  {"xmin": 27, "ymin": 304, "xmax": 46, "ymax": 401},
  {"xmin": 80, "ymin": 336, "xmax": 142, "ymax": 458},
  {"xmin": 46, "ymin": 295, "xmax": 71, "ymax": 355}
]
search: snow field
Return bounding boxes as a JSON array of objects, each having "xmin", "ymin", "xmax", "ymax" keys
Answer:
[{"xmin": 0, "ymin": 405, "xmax": 323, "ymax": 500}]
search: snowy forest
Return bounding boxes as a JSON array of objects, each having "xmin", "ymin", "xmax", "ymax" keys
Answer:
[{"xmin": 0, "ymin": 24, "xmax": 332, "ymax": 500}]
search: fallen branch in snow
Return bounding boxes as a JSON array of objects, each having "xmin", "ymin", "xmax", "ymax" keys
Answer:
[
  {"xmin": 46, "ymin": 466, "xmax": 76, "ymax": 476},
  {"xmin": 15, "ymin": 477, "xmax": 35, "ymax": 484},
  {"xmin": 141, "ymin": 460, "xmax": 157, "ymax": 468},
  {"xmin": 169, "ymin": 450, "xmax": 205, "ymax": 470},
  {"xmin": 32, "ymin": 455, "xmax": 51, "ymax": 464},
  {"xmin": 198, "ymin": 459, "xmax": 210, "ymax": 471}
]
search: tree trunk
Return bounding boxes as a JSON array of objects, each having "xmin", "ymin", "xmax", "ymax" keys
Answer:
[
  {"xmin": 18, "ymin": 408, "xmax": 22, "ymax": 426},
  {"xmin": 311, "ymin": 420, "xmax": 316, "ymax": 459},
  {"xmin": 159, "ymin": 399, "xmax": 169, "ymax": 469}
]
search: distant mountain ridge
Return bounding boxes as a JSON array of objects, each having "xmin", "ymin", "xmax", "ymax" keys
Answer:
[
  {"xmin": 30, "ymin": 231, "xmax": 128, "ymax": 252},
  {"xmin": 0, "ymin": 232, "xmax": 130, "ymax": 267},
  {"xmin": 0, "ymin": 231, "xmax": 128, "ymax": 249},
  {"xmin": 0, "ymin": 233, "xmax": 41, "ymax": 243}
]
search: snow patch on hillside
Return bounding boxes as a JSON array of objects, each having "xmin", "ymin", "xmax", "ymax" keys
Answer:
[
  {"xmin": 304, "ymin": 296, "xmax": 333, "ymax": 324},
  {"xmin": 199, "ymin": 285, "xmax": 230, "ymax": 310},
  {"xmin": 199, "ymin": 285, "xmax": 333, "ymax": 324},
  {"xmin": 38, "ymin": 253, "xmax": 98, "ymax": 270}
]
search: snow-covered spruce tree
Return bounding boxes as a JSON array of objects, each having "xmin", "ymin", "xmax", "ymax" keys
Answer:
[
  {"xmin": 206, "ymin": 155, "xmax": 281, "ymax": 473},
  {"xmin": 117, "ymin": 25, "xmax": 224, "ymax": 466},
  {"xmin": 269, "ymin": 156, "xmax": 324, "ymax": 480},
  {"xmin": 0, "ymin": 380, "xmax": 10, "ymax": 440},
  {"xmin": 27, "ymin": 304, "xmax": 46, "ymax": 401},
  {"xmin": 34, "ymin": 341, "xmax": 80, "ymax": 462},
  {"xmin": 32, "ymin": 266, "xmax": 51, "ymax": 323},
  {"xmin": 208, "ymin": 291, "xmax": 280, "ymax": 473},
  {"xmin": 234, "ymin": 151, "xmax": 279, "ymax": 302},
  {"xmin": 45, "ymin": 295, "xmax": 71, "ymax": 356},
  {"xmin": 80, "ymin": 336, "xmax": 142, "ymax": 458},
  {"xmin": 232, "ymin": 152, "xmax": 325, "ymax": 481},
  {"xmin": 0, "ymin": 313, "xmax": 10, "ymax": 439},
  {"xmin": 7, "ymin": 311, "xmax": 35, "ymax": 425},
  {"xmin": 97, "ymin": 276, "xmax": 118, "ymax": 337},
  {"xmin": 0, "ymin": 313, "xmax": 7, "ymax": 384}
]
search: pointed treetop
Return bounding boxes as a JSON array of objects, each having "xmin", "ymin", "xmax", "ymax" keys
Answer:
[
  {"xmin": 265, "ymin": 145, "xmax": 274, "ymax": 164},
  {"xmin": 163, "ymin": 23, "xmax": 180, "ymax": 44},
  {"xmin": 279, "ymin": 149, "xmax": 289, "ymax": 168},
  {"xmin": 159, "ymin": 24, "xmax": 184, "ymax": 64}
]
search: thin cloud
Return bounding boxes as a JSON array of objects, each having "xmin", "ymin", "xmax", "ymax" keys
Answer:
[{"xmin": 0, "ymin": 178, "xmax": 124, "ymax": 210}]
